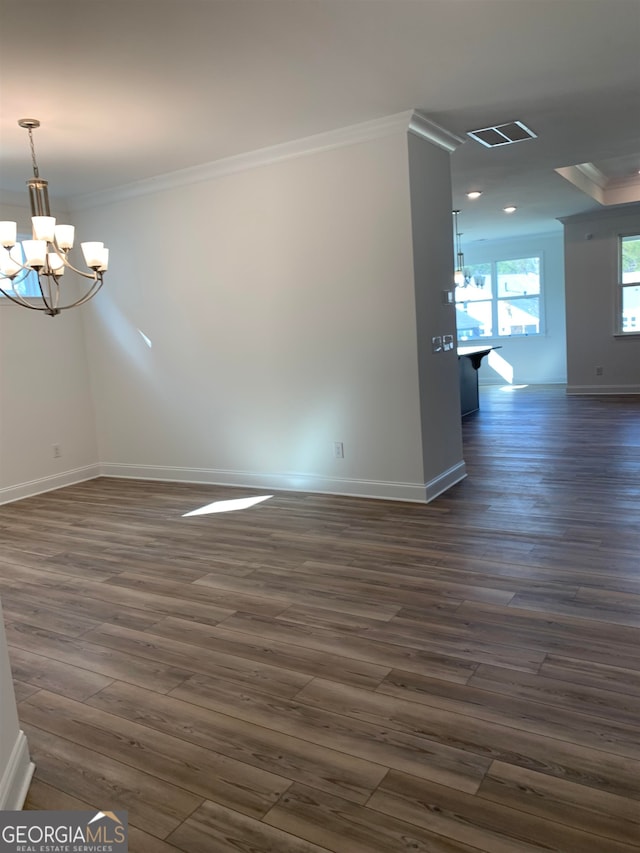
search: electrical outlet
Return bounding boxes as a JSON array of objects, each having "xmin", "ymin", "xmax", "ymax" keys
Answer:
[
  {"xmin": 443, "ymin": 334, "xmax": 454, "ymax": 351},
  {"xmin": 432, "ymin": 336, "xmax": 442, "ymax": 353},
  {"xmin": 333, "ymin": 441, "xmax": 344, "ymax": 459},
  {"xmin": 52, "ymin": 443, "xmax": 62, "ymax": 458},
  {"xmin": 595, "ymin": 366, "xmax": 603, "ymax": 376}
]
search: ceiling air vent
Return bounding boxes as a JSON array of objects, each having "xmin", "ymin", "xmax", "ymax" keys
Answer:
[{"xmin": 467, "ymin": 121, "xmax": 537, "ymax": 148}]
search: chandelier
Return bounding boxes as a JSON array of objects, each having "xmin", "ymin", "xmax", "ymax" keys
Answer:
[{"xmin": 0, "ymin": 119, "xmax": 108, "ymax": 316}]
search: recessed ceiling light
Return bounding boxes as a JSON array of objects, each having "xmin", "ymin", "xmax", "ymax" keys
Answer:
[
  {"xmin": 466, "ymin": 191, "xmax": 482, "ymax": 199},
  {"xmin": 503, "ymin": 206, "xmax": 517, "ymax": 214}
]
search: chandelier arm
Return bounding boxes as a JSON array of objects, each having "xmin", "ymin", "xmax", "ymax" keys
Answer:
[
  {"xmin": 0, "ymin": 263, "xmax": 57, "ymax": 311},
  {"xmin": 57, "ymin": 275, "xmax": 105, "ymax": 310},
  {"xmin": 0, "ymin": 284, "xmax": 47, "ymax": 309},
  {"xmin": 6, "ymin": 244, "xmax": 102, "ymax": 281},
  {"xmin": 55, "ymin": 253, "xmax": 103, "ymax": 280},
  {"xmin": 1, "ymin": 263, "xmax": 62, "ymax": 312},
  {"xmin": 52, "ymin": 274, "xmax": 61, "ymax": 312},
  {"xmin": 0, "ymin": 273, "xmax": 104, "ymax": 313},
  {"xmin": 0, "ymin": 266, "xmax": 33, "ymax": 286},
  {"xmin": 0, "ymin": 258, "xmax": 32, "ymax": 278},
  {"xmin": 36, "ymin": 273, "xmax": 57, "ymax": 313}
]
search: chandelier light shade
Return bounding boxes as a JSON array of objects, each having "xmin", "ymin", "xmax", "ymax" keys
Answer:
[
  {"xmin": 452, "ymin": 208, "xmax": 465, "ymax": 287},
  {"xmin": 0, "ymin": 119, "xmax": 108, "ymax": 316}
]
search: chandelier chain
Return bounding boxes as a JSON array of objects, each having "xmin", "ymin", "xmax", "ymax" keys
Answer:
[{"xmin": 27, "ymin": 126, "xmax": 40, "ymax": 179}]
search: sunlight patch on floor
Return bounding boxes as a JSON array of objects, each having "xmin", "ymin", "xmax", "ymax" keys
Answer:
[{"xmin": 182, "ymin": 495, "xmax": 273, "ymax": 517}]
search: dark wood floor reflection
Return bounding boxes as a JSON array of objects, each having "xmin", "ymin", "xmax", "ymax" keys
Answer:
[{"xmin": 3, "ymin": 385, "xmax": 640, "ymax": 852}]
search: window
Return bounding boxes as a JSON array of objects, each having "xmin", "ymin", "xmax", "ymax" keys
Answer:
[
  {"xmin": 0, "ymin": 238, "xmax": 41, "ymax": 299},
  {"xmin": 620, "ymin": 235, "xmax": 640, "ymax": 334},
  {"xmin": 455, "ymin": 255, "xmax": 542, "ymax": 341}
]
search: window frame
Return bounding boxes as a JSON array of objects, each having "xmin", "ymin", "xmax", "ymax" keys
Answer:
[
  {"xmin": 455, "ymin": 251, "xmax": 545, "ymax": 342},
  {"xmin": 0, "ymin": 233, "xmax": 42, "ymax": 306},
  {"xmin": 617, "ymin": 233, "xmax": 640, "ymax": 336}
]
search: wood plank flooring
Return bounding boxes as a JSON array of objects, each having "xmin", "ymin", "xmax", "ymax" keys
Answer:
[{"xmin": 2, "ymin": 384, "xmax": 640, "ymax": 852}]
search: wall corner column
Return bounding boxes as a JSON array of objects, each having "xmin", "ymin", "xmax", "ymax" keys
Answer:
[{"xmin": 406, "ymin": 112, "xmax": 467, "ymax": 498}]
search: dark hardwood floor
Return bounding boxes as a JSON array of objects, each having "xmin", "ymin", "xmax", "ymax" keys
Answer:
[{"xmin": 2, "ymin": 384, "xmax": 640, "ymax": 852}]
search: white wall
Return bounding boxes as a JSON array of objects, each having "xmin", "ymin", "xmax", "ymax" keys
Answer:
[
  {"xmin": 461, "ymin": 231, "xmax": 567, "ymax": 386},
  {"xmin": 562, "ymin": 204, "xmax": 640, "ymax": 393},
  {"xmin": 2, "ymin": 117, "xmax": 466, "ymax": 503},
  {"xmin": 0, "ymin": 201, "xmax": 99, "ymax": 503},
  {"xmin": 0, "ymin": 600, "xmax": 34, "ymax": 808},
  {"xmin": 77, "ymin": 130, "xmax": 440, "ymax": 501}
]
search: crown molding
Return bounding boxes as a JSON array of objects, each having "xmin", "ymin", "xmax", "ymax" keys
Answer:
[
  {"xmin": 69, "ymin": 110, "xmax": 459, "ymax": 210},
  {"xmin": 603, "ymin": 178, "xmax": 640, "ymax": 205},
  {"xmin": 408, "ymin": 111, "xmax": 465, "ymax": 153},
  {"xmin": 555, "ymin": 164, "xmax": 605, "ymax": 205},
  {"xmin": 575, "ymin": 162, "xmax": 608, "ymax": 189},
  {"xmin": 556, "ymin": 163, "xmax": 640, "ymax": 208},
  {"xmin": 558, "ymin": 200, "xmax": 640, "ymax": 225}
]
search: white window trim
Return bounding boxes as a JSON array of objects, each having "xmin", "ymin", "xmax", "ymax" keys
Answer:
[
  {"xmin": 456, "ymin": 250, "xmax": 545, "ymax": 341},
  {"xmin": 617, "ymin": 232, "xmax": 640, "ymax": 335},
  {"xmin": 0, "ymin": 233, "xmax": 42, "ymax": 306}
]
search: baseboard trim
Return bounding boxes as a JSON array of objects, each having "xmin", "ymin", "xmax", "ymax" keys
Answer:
[
  {"xmin": 0, "ymin": 460, "xmax": 468, "ymax": 507},
  {"xmin": 0, "ymin": 465, "xmax": 101, "ymax": 506},
  {"xmin": 0, "ymin": 730, "xmax": 34, "ymax": 810},
  {"xmin": 425, "ymin": 461, "xmax": 467, "ymax": 502},
  {"xmin": 566, "ymin": 384, "xmax": 640, "ymax": 395},
  {"xmin": 100, "ymin": 462, "xmax": 460, "ymax": 503}
]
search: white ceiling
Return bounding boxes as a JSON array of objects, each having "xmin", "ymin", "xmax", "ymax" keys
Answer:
[{"xmin": 1, "ymin": 0, "xmax": 639, "ymax": 244}]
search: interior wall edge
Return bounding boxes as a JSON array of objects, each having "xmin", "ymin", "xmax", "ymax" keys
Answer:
[{"xmin": 424, "ymin": 460, "xmax": 467, "ymax": 502}]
